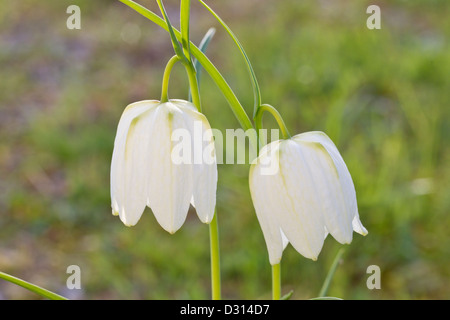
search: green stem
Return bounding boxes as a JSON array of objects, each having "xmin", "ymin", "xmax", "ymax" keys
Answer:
[
  {"xmin": 184, "ymin": 28, "xmax": 219, "ymax": 298},
  {"xmin": 318, "ymin": 248, "xmax": 345, "ymax": 297},
  {"xmin": 180, "ymin": 0, "xmax": 192, "ymax": 61},
  {"xmin": 254, "ymin": 104, "xmax": 291, "ymax": 140},
  {"xmin": 161, "ymin": 55, "xmax": 181, "ymax": 103},
  {"xmin": 272, "ymin": 263, "xmax": 281, "ymax": 300},
  {"xmin": 0, "ymin": 271, "xmax": 68, "ymax": 300},
  {"xmin": 183, "ymin": 61, "xmax": 201, "ymax": 112},
  {"xmin": 209, "ymin": 212, "xmax": 221, "ymax": 300}
]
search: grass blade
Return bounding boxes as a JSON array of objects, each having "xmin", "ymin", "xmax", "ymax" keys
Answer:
[
  {"xmin": 318, "ymin": 248, "xmax": 345, "ymax": 297},
  {"xmin": 0, "ymin": 271, "xmax": 68, "ymax": 300}
]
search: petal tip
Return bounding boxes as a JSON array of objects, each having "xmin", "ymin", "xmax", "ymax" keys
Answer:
[
  {"xmin": 167, "ymin": 228, "xmax": 177, "ymax": 235},
  {"xmin": 121, "ymin": 217, "xmax": 137, "ymax": 227},
  {"xmin": 203, "ymin": 217, "xmax": 213, "ymax": 225}
]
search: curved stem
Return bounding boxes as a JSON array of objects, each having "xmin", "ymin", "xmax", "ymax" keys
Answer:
[
  {"xmin": 0, "ymin": 271, "xmax": 68, "ymax": 300},
  {"xmin": 254, "ymin": 104, "xmax": 291, "ymax": 140},
  {"xmin": 161, "ymin": 55, "xmax": 182, "ymax": 103},
  {"xmin": 272, "ymin": 263, "xmax": 281, "ymax": 300},
  {"xmin": 209, "ymin": 212, "xmax": 221, "ymax": 300}
]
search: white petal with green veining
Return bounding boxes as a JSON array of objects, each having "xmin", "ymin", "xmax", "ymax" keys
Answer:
[
  {"xmin": 249, "ymin": 141, "xmax": 285, "ymax": 265},
  {"xmin": 293, "ymin": 131, "xmax": 366, "ymax": 238},
  {"xmin": 110, "ymin": 100, "xmax": 159, "ymax": 226},
  {"xmin": 182, "ymin": 107, "xmax": 217, "ymax": 223},
  {"xmin": 276, "ymin": 140, "xmax": 326, "ymax": 260},
  {"xmin": 249, "ymin": 131, "xmax": 368, "ymax": 264},
  {"xmin": 110, "ymin": 99, "xmax": 218, "ymax": 232},
  {"xmin": 146, "ymin": 102, "xmax": 194, "ymax": 233}
]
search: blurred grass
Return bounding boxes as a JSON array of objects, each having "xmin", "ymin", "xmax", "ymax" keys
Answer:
[{"xmin": 0, "ymin": 0, "xmax": 449, "ymax": 299}]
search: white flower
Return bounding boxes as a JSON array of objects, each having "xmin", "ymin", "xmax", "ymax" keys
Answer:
[
  {"xmin": 249, "ymin": 131, "xmax": 367, "ymax": 264},
  {"xmin": 110, "ymin": 99, "xmax": 217, "ymax": 233}
]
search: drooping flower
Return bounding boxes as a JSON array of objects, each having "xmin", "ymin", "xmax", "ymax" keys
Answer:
[
  {"xmin": 249, "ymin": 131, "xmax": 367, "ymax": 265},
  {"xmin": 110, "ymin": 99, "xmax": 217, "ymax": 233}
]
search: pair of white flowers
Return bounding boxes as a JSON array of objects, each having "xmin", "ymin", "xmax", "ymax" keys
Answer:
[{"xmin": 110, "ymin": 99, "xmax": 367, "ymax": 263}]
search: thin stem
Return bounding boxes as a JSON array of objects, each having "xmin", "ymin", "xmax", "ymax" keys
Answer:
[
  {"xmin": 160, "ymin": 55, "xmax": 181, "ymax": 103},
  {"xmin": 184, "ymin": 31, "xmax": 219, "ymax": 298},
  {"xmin": 0, "ymin": 271, "xmax": 68, "ymax": 300},
  {"xmin": 272, "ymin": 263, "xmax": 281, "ymax": 300},
  {"xmin": 318, "ymin": 248, "xmax": 345, "ymax": 297},
  {"xmin": 183, "ymin": 61, "xmax": 201, "ymax": 112},
  {"xmin": 254, "ymin": 104, "xmax": 291, "ymax": 140},
  {"xmin": 180, "ymin": 0, "xmax": 192, "ymax": 61},
  {"xmin": 209, "ymin": 212, "xmax": 221, "ymax": 300}
]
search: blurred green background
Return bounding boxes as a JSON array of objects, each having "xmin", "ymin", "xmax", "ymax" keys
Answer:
[{"xmin": 0, "ymin": 0, "xmax": 449, "ymax": 299}]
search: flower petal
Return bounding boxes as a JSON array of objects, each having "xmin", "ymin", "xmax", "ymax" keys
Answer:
[
  {"xmin": 293, "ymin": 131, "xmax": 360, "ymax": 242},
  {"xmin": 110, "ymin": 100, "xmax": 159, "ymax": 226},
  {"xmin": 249, "ymin": 141, "xmax": 286, "ymax": 265},
  {"xmin": 146, "ymin": 102, "xmax": 194, "ymax": 234},
  {"xmin": 352, "ymin": 211, "xmax": 368, "ymax": 236},
  {"xmin": 181, "ymin": 106, "xmax": 218, "ymax": 224},
  {"xmin": 277, "ymin": 140, "xmax": 326, "ymax": 260}
]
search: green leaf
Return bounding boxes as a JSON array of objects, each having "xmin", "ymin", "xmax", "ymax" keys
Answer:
[
  {"xmin": 0, "ymin": 271, "xmax": 68, "ymax": 300},
  {"xmin": 180, "ymin": 0, "xmax": 192, "ymax": 61},
  {"xmin": 280, "ymin": 290, "xmax": 294, "ymax": 300},
  {"xmin": 310, "ymin": 297, "xmax": 343, "ymax": 300},
  {"xmin": 156, "ymin": 0, "xmax": 186, "ymax": 61},
  {"xmin": 318, "ymin": 248, "xmax": 345, "ymax": 297},
  {"xmin": 194, "ymin": 28, "xmax": 216, "ymax": 82},
  {"xmin": 197, "ymin": 0, "xmax": 261, "ymax": 117},
  {"xmin": 189, "ymin": 27, "xmax": 216, "ymax": 102}
]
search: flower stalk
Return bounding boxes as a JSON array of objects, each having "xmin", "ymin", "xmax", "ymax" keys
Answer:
[
  {"xmin": 254, "ymin": 104, "xmax": 291, "ymax": 140},
  {"xmin": 272, "ymin": 263, "xmax": 281, "ymax": 300},
  {"xmin": 157, "ymin": 0, "xmax": 220, "ymax": 299},
  {"xmin": 160, "ymin": 55, "xmax": 181, "ymax": 103},
  {"xmin": 209, "ymin": 212, "xmax": 221, "ymax": 300}
]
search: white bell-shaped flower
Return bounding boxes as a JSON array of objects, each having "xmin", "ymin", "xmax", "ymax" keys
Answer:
[
  {"xmin": 249, "ymin": 131, "xmax": 367, "ymax": 264},
  {"xmin": 110, "ymin": 99, "xmax": 217, "ymax": 233}
]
